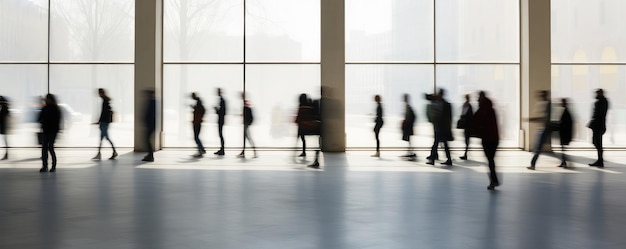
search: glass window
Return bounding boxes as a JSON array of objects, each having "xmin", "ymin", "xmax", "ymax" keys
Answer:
[
  {"xmin": 246, "ymin": 0, "xmax": 320, "ymax": 62},
  {"xmin": 346, "ymin": 0, "xmax": 434, "ymax": 62},
  {"xmin": 163, "ymin": 0, "xmax": 243, "ymax": 62},
  {"xmin": 435, "ymin": 65, "xmax": 520, "ymax": 147},
  {"xmin": 163, "ymin": 65, "xmax": 244, "ymax": 147},
  {"xmin": 552, "ymin": 0, "xmax": 626, "ymax": 63},
  {"xmin": 0, "ymin": 0, "xmax": 48, "ymax": 62},
  {"xmin": 346, "ymin": 65, "xmax": 434, "ymax": 147},
  {"xmin": 49, "ymin": 65, "xmax": 134, "ymax": 147},
  {"xmin": 435, "ymin": 0, "xmax": 519, "ymax": 63},
  {"xmin": 0, "ymin": 65, "xmax": 47, "ymax": 147},
  {"xmin": 551, "ymin": 65, "xmax": 626, "ymax": 147},
  {"xmin": 49, "ymin": 0, "xmax": 135, "ymax": 62},
  {"xmin": 245, "ymin": 64, "xmax": 321, "ymax": 148}
]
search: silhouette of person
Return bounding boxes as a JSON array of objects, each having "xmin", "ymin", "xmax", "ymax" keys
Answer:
[
  {"xmin": 472, "ymin": 91, "xmax": 499, "ymax": 190},
  {"xmin": 458, "ymin": 94, "xmax": 473, "ymax": 160},
  {"xmin": 92, "ymin": 88, "xmax": 117, "ymax": 160},
  {"xmin": 38, "ymin": 94, "xmax": 62, "ymax": 173},
  {"xmin": 372, "ymin": 95, "xmax": 383, "ymax": 157},
  {"xmin": 296, "ymin": 94, "xmax": 312, "ymax": 157},
  {"xmin": 527, "ymin": 90, "xmax": 551, "ymax": 170},
  {"xmin": 238, "ymin": 92, "xmax": 257, "ymax": 158},
  {"xmin": 214, "ymin": 88, "xmax": 226, "ymax": 156},
  {"xmin": 588, "ymin": 89, "xmax": 609, "ymax": 167},
  {"xmin": 556, "ymin": 98, "xmax": 573, "ymax": 168},
  {"xmin": 142, "ymin": 90, "xmax": 156, "ymax": 162},
  {"xmin": 427, "ymin": 89, "xmax": 453, "ymax": 166},
  {"xmin": 401, "ymin": 93, "xmax": 416, "ymax": 160},
  {"xmin": 0, "ymin": 96, "xmax": 10, "ymax": 160},
  {"xmin": 191, "ymin": 92, "xmax": 206, "ymax": 158}
]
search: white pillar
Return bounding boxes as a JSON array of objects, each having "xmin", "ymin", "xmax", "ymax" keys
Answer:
[
  {"xmin": 521, "ymin": 0, "xmax": 551, "ymax": 151},
  {"xmin": 134, "ymin": 0, "xmax": 163, "ymax": 152},
  {"xmin": 320, "ymin": 0, "xmax": 346, "ymax": 152}
]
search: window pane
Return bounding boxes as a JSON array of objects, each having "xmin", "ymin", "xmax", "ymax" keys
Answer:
[
  {"xmin": 346, "ymin": 65, "xmax": 434, "ymax": 147},
  {"xmin": 163, "ymin": 65, "xmax": 244, "ymax": 148},
  {"xmin": 0, "ymin": 0, "xmax": 48, "ymax": 62},
  {"xmin": 164, "ymin": 0, "xmax": 243, "ymax": 62},
  {"xmin": 0, "ymin": 65, "xmax": 47, "ymax": 147},
  {"xmin": 49, "ymin": 0, "xmax": 134, "ymax": 62},
  {"xmin": 436, "ymin": 0, "xmax": 519, "ymax": 62},
  {"xmin": 49, "ymin": 65, "xmax": 134, "ymax": 147},
  {"xmin": 246, "ymin": 0, "xmax": 320, "ymax": 62},
  {"xmin": 436, "ymin": 65, "xmax": 520, "ymax": 147},
  {"xmin": 346, "ymin": 0, "xmax": 434, "ymax": 62},
  {"xmin": 552, "ymin": 0, "xmax": 626, "ymax": 63},
  {"xmin": 552, "ymin": 65, "xmax": 626, "ymax": 147},
  {"xmin": 245, "ymin": 64, "xmax": 320, "ymax": 148}
]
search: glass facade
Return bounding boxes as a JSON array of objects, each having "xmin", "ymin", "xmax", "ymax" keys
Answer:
[
  {"xmin": 551, "ymin": 0, "xmax": 626, "ymax": 147},
  {"xmin": 0, "ymin": 0, "xmax": 134, "ymax": 147},
  {"xmin": 346, "ymin": 0, "xmax": 520, "ymax": 148}
]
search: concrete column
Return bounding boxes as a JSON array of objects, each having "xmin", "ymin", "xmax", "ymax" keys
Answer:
[
  {"xmin": 134, "ymin": 0, "xmax": 163, "ymax": 152},
  {"xmin": 520, "ymin": 0, "xmax": 551, "ymax": 151},
  {"xmin": 320, "ymin": 0, "xmax": 346, "ymax": 152}
]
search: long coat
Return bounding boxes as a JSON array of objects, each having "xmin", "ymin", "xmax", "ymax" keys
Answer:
[{"xmin": 559, "ymin": 107, "xmax": 573, "ymax": 145}]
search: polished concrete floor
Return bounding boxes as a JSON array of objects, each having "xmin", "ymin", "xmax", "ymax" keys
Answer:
[{"xmin": 1, "ymin": 148, "xmax": 625, "ymax": 249}]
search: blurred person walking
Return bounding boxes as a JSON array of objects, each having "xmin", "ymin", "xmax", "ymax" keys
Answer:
[
  {"xmin": 426, "ymin": 89, "xmax": 453, "ymax": 166},
  {"xmin": 372, "ymin": 95, "xmax": 383, "ymax": 157},
  {"xmin": 39, "ymin": 94, "xmax": 62, "ymax": 172},
  {"xmin": 401, "ymin": 94, "xmax": 416, "ymax": 160},
  {"xmin": 0, "ymin": 96, "xmax": 10, "ymax": 160},
  {"xmin": 588, "ymin": 89, "xmax": 609, "ymax": 168},
  {"xmin": 472, "ymin": 91, "xmax": 500, "ymax": 190},
  {"xmin": 214, "ymin": 88, "xmax": 226, "ymax": 156},
  {"xmin": 238, "ymin": 93, "xmax": 257, "ymax": 158},
  {"xmin": 142, "ymin": 90, "xmax": 156, "ymax": 162},
  {"xmin": 92, "ymin": 88, "xmax": 117, "ymax": 160},
  {"xmin": 191, "ymin": 92, "xmax": 206, "ymax": 158},
  {"xmin": 457, "ymin": 94, "xmax": 473, "ymax": 160},
  {"xmin": 555, "ymin": 98, "xmax": 573, "ymax": 168},
  {"xmin": 527, "ymin": 90, "xmax": 551, "ymax": 170}
]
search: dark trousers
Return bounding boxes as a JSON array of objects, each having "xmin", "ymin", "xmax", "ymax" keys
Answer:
[
  {"xmin": 217, "ymin": 122, "xmax": 224, "ymax": 151},
  {"xmin": 592, "ymin": 129, "xmax": 605, "ymax": 162},
  {"xmin": 243, "ymin": 124, "xmax": 255, "ymax": 152},
  {"xmin": 463, "ymin": 130, "xmax": 470, "ymax": 156},
  {"xmin": 300, "ymin": 134, "xmax": 306, "ymax": 154},
  {"xmin": 374, "ymin": 122, "xmax": 382, "ymax": 152},
  {"xmin": 193, "ymin": 124, "xmax": 204, "ymax": 152},
  {"xmin": 530, "ymin": 128, "xmax": 551, "ymax": 167},
  {"xmin": 482, "ymin": 141, "xmax": 499, "ymax": 186},
  {"xmin": 98, "ymin": 122, "xmax": 115, "ymax": 152},
  {"xmin": 145, "ymin": 128, "xmax": 154, "ymax": 157},
  {"xmin": 41, "ymin": 133, "xmax": 57, "ymax": 168},
  {"xmin": 430, "ymin": 137, "xmax": 451, "ymax": 161}
]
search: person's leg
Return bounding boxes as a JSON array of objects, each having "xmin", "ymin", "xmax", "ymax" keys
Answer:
[
  {"xmin": 442, "ymin": 141, "xmax": 452, "ymax": 165},
  {"xmin": 102, "ymin": 123, "xmax": 117, "ymax": 159},
  {"xmin": 591, "ymin": 130, "xmax": 604, "ymax": 166},
  {"xmin": 2, "ymin": 134, "xmax": 7, "ymax": 160},
  {"xmin": 373, "ymin": 126, "xmax": 380, "ymax": 157},
  {"xmin": 239, "ymin": 125, "xmax": 249, "ymax": 157},
  {"xmin": 309, "ymin": 135, "xmax": 321, "ymax": 168},
  {"xmin": 560, "ymin": 144, "xmax": 567, "ymax": 167},
  {"xmin": 143, "ymin": 129, "xmax": 154, "ymax": 160},
  {"xmin": 529, "ymin": 129, "xmax": 548, "ymax": 169},
  {"xmin": 484, "ymin": 141, "xmax": 499, "ymax": 188},
  {"xmin": 193, "ymin": 124, "xmax": 202, "ymax": 152},
  {"xmin": 218, "ymin": 123, "xmax": 225, "ymax": 152},
  {"xmin": 49, "ymin": 134, "xmax": 57, "ymax": 172},
  {"xmin": 461, "ymin": 131, "xmax": 470, "ymax": 159},
  {"xmin": 40, "ymin": 134, "xmax": 49, "ymax": 172},
  {"xmin": 246, "ymin": 125, "xmax": 256, "ymax": 157},
  {"xmin": 300, "ymin": 135, "xmax": 306, "ymax": 156}
]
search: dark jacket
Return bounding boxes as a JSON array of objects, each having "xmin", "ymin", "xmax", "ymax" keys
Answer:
[
  {"xmin": 0, "ymin": 105, "xmax": 9, "ymax": 134},
  {"xmin": 589, "ymin": 97, "xmax": 608, "ymax": 131},
  {"xmin": 192, "ymin": 99, "xmax": 205, "ymax": 125},
  {"xmin": 98, "ymin": 98, "xmax": 113, "ymax": 123},
  {"xmin": 216, "ymin": 97, "xmax": 226, "ymax": 125},
  {"xmin": 39, "ymin": 105, "xmax": 62, "ymax": 134},
  {"xmin": 559, "ymin": 107, "xmax": 573, "ymax": 145},
  {"xmin": 144, "ymin": 98, "xmax": 156, "ymax": 131},
  {"xmin": 375, "ymin": 103, "xmax": 383, "ymax": 125},
  {"xmin": 458, "ymin": 102, "xmax": 473, "ymax": 130},
  {"xmin": 471, "ymin": 97, "xmax": 499, "ymax": 142},
  {"xmin": 432, "ymin": 99, "xmax": 453, "ymax": 141},
  {"xmin": 243, "ymin": 104, "xmax": 253, "ymax": 126},
  {"xmin": 402, "ymin": 104, "xmax": 416, "ymax": 135},
  {"xmin": 296, "ymin": 105, "xmax": 319, "ymax": 135}
]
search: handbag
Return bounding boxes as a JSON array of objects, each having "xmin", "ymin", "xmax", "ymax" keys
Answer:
[
  {"xmin": 456, "ymin": 118, "xmax": 467, "ymax": 129},
  {"xmin": 37, "ymin": 132, "xmax": 44, "ymax": 145}
]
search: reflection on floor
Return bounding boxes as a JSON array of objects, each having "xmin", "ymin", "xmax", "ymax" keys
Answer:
[{"xmin": 1, "ymin": 148, "xmax": 625, "ymax": 249}]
